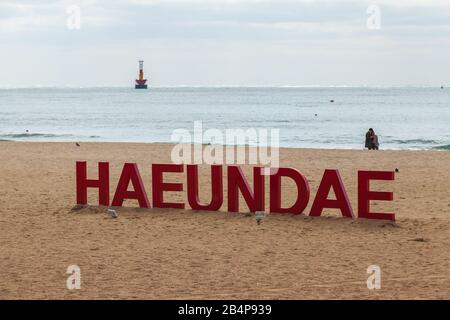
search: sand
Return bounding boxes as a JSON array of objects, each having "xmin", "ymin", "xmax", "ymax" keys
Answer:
[{"xmin": 0, "ymin": 141, "xmax": 449, "ymax": 299}]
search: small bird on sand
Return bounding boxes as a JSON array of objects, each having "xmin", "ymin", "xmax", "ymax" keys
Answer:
[
  {"xmin": 255, "ymin": 211, "xmax": 266, "ymax": 225},
  {"xmin": 75, "ymin": 142, "xmax": 80, "ymax": 147},
  {"xmin": 395, "ymin": 168, "xmax": 399, "ymax": 173},
  {"xmin": 107, "ymin": 209, "xmax": 118, "ymax": 218}
]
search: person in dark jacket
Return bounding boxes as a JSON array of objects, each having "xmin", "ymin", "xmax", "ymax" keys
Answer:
[
  {"xmin": 365, "ymin": 128, "xmax": 374, "ymax": 150},
  {"xmin": 365, "ymin": 128, "xmax": 380, "ymax": 150},
  {"xmin": 371, "ymin": 129, "xmax": 379, "ymax": 150}
]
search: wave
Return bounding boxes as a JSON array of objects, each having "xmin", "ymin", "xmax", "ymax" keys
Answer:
[
  {"xmin": 0, "ymin": 133, "xmax": 73, "ymax": 140},
  {"xmin": 390, "ymin": 139, "xmax": 439, "ymax": 145},
  {"xmin": 433, "ymin": 145, "xmax": 450, "ymax": 151},
  {"xmin": 0, "ymin": 133, "xmax": 104, "ymax": 141}
]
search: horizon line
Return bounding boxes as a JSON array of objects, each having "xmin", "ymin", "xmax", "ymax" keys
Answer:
[{"xmin": 0, "ymin": 84, "xmax": 447, "ymax": 89}]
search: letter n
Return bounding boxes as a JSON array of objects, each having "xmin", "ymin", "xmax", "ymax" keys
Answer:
[
  {"xmin": 76, "ymin": 161, "xmax": 109, "ymax": 206},
  {"xmin": 310, "ymin": 169, "xmax": 354, "ymax": 218},
  {"xmin": 111, "ymin": 163, "xmax": 150, "ymax": 208},
  {"xmin": 227, "ymin": 166, "xmax": 264, "ymax": 212}
]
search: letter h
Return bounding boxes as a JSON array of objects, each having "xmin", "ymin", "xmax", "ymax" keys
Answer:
[{"xmin": 76, "ymin": 161, "xmax": 110, "ymax": 206}]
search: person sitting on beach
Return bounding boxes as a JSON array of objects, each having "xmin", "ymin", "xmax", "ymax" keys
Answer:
[
  {"xmin": 371, "ymin": 130, "xmax": 379, "ymax": 150},
  {"xmin": 365, "ymin": 128, "xmax": 379, "ymax": 150},
  {"xmin": 365, "ymin": 129, "xmax": 373, "ymax": 150}
]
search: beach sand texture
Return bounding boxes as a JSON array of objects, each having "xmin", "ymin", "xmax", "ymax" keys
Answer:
[{"xmin": 0, "ymin": 141, "xmax": 449, "ymax": 299}]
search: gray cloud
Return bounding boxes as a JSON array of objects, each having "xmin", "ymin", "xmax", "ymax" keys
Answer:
[{"xmin": 0, "ymin": 0, "xmax": 449, "ymax": 86}]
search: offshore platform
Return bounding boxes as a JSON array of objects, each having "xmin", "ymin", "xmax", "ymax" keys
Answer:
[{"xmin": 135, "ymin": 60, "xmax": 148, "ymax": 89}]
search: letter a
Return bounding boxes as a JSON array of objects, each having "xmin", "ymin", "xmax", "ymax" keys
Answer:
[
  {"xmin": 310, "ymin": 169, "xmax": 354, "ymax": 218},
  {"xmin": 111, "ymin": 163, "xmax": 150, "ymax": 208}
]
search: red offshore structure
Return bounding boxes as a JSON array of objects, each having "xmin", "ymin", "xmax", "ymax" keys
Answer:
[{"xmin": 135, "ymin": 60, "xmax": 148, "ymax": 89}]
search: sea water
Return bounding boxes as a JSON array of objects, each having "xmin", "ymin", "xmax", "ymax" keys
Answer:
[{"xmin": 0, "ymin": 87, "xmax": 449, "ymax": 150}]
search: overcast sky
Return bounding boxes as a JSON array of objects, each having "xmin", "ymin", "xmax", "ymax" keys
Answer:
[{"xmin": 0, "ymin": 0, "xmax": 449, "ymax": 87}]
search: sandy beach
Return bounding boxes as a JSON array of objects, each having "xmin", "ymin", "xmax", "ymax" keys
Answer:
[{"xmin": 1, "ymin": 141, "xmax": 450, "ymax": 299}]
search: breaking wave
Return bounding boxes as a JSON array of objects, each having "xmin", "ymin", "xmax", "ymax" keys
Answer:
[
  {"xmin": 0, "ymin": 133, "xmax": 74, "ymax": 140},
  {"xmin": 433, "ymin": 145, "xmax": 450, "ymax": 151},
  {"xmin": 390, "ymin": 139, "xmax": 440, "ymax": 145}
]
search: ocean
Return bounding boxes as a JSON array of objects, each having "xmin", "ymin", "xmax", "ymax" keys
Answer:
[{"xmin": 0, "ymin": 87, "xmax": 449, "ymax": 150}]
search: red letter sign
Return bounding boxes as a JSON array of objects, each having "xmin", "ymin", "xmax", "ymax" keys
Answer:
[
  {"xmin": 111, "ymin": 163, "xmax": 150, "ymax": 208},
  {"xmin": 358, "ymin": 171, "xmax": 395, "ymax": 221},
  {"xmin": 310, "ymin": 169, "xmax": 354, "ymax": 218},
  {"xmin": 152, "ymin": 164, "xmax": 185, "ymax": 209},
  {"xmin": 187, "ymin": 165, "xmax": 223, "ymax": 211},
  {"xmin": 227, "ymin": 166, "xmax": 265, "ymax": 212},
  {"xmin": 270, "ymin": 167, "xmax": 310, "ymax": 215},
  {"xmin": 76, "ymin": 161, "xmax": 110, "ymax": 206}
]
